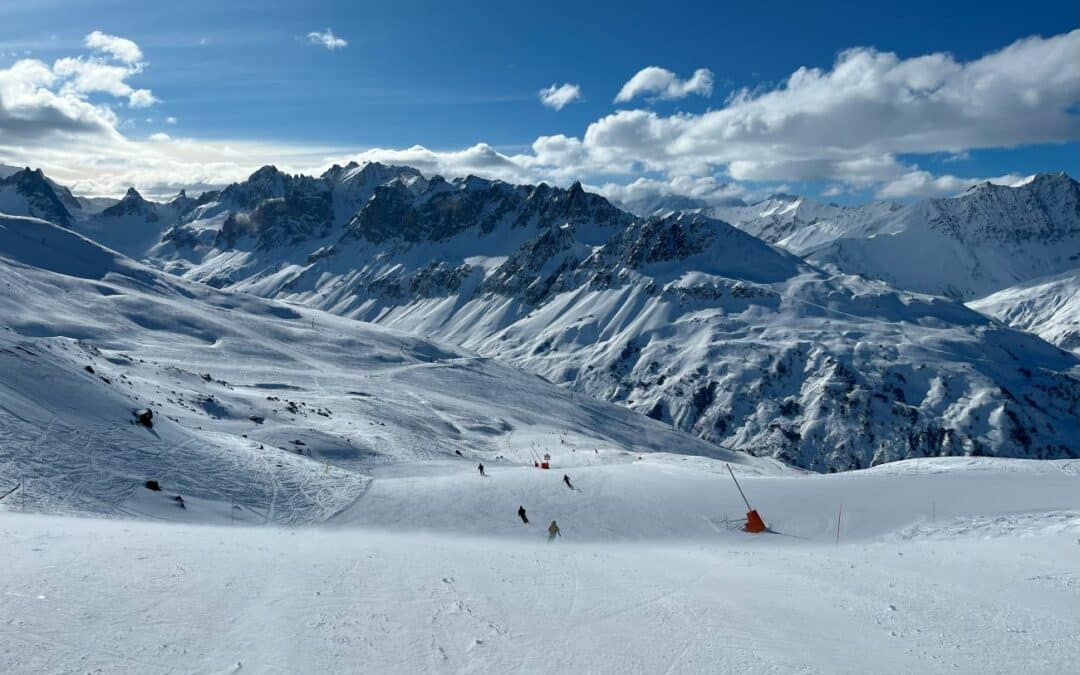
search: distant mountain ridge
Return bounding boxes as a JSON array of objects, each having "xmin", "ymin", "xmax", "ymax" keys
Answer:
[
  {"xmin": 145, "ymin": 164, "xmax": 1078, "ymax": 471},
  {"xmin": 708, "ymin": 173, "xmax": 1080, "ymax": 301}
]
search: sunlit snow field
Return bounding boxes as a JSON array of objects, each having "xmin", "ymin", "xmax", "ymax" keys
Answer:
[
  {"xmin": 4, "ymin": 457, "xmax": 1080, "ymax": 674},
  {"xmin": 1, "ymin": 214, "xmax": 1079, "ymax": 673}
]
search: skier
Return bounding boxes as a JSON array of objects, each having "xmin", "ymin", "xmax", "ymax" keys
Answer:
[
  {"xmin": 547, "ymin": 520, "xmax": 561, "ymax": 541},
  {"xmin": 517, "ymin": 505, "xmax": 529, "ymax": 524},
  {"xmin": 478, "ymin": 463, "xmax": 486, "ymax": 477},
  {"xmin": 563, "ymin": 474, "xmax": 574, "ymax": 490}
]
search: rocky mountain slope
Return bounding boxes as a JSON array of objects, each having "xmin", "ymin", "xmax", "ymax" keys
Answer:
[
  {"xmin": 0, "ymin": 211, "xmax": 758, "ymax": 520},
  {"xmin": 124, "ymin": 164, "xmax": 1080, "ymax": 472}
]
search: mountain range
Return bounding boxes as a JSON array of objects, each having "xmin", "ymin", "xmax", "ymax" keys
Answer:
[{"xmin": 0, "ymin": 163, "xmax": 1077, "ymax": 471}]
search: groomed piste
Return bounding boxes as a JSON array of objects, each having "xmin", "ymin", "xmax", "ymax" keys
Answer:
[{"xmin": 2, "ymin": 213, "xmax": 1079, "ymax": 673}]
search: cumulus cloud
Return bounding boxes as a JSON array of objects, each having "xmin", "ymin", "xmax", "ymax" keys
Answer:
[
  {"xmin": 538, "ymin": 83, "xmax": 582, "ymax": 110},
  {"xmin": 345, "ymin": 143, "xmax": 535, "ymax": 184},
  {"xmin": 0, "ymin": 30, "xmax": 154, "ymax": 151},
  {"xmin": 614, "ymin": 66, "xmax": 714, "ymax": 102},
  {"xmin": 49, "ymin": 56, "xmax": 158, "ymax": 108},
  {"xmin": 595, "ymin": 175, "xmax": 746, "ymax": 211},
  {"xmin": 84, "ymin": 30, "xmax": 143, "ymax": 65},
  {"xmin": 349, "ymin": 25, "xmax": 1078, "ymax": 202},
  {"xmin": 0, "ymin": 58, "xmax": 122, "ymax": 143},
  {"xmin": 307, "ymin": 29, "xmax": 347, "ymax": 50},
  {"xmin": 0, "ymin": 134, "xmax": 346, "ymax": 199},
  {"xmin": 2, "ymin": 29, "xmax": 1077, "ymax": 204}
]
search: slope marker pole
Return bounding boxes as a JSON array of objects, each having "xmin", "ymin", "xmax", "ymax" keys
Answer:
[
  {"xmin": 0, "ymin": 480, "xmax": 21, "ymax": 503},
  {"xmin": 725, "ymin": 464, "xmax": 752, "ymax": 511},
  {"xmin": 836, "ymin": 504, "xmax": 843, "ymax": 546}
]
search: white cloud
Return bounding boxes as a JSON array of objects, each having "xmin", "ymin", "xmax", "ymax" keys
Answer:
[
  {"xmin": 307, "ymin": 29, "xmax": 347, "ymax": 50},
  {"xmin": 614, "ymin": 66, "xmax": 714, "ymax": 102},
  {"xmin": 84, "ymin": 30, "xmax": 143, "ymax": 65},
  {"xmin": 53, "ymin": 57, "xmax": 136, "ymax": 97},
  {"xmin": 876, "ymin": 170, "xmax": 1026, "ymax": 199},
  {"xmin": 595, "ymin": 174, "xmax": 746, "ymax": 209},
  {"xmin": 538, "ymin": 83, "xmax": 582, "ymax": 110},
  {"xmin": 127, "ymin": 88, "xmax": 157, "ymax": 108},
  {"xmin": 345, "ymin": 143, "xmax": 534, "ymax": 184},
  {"xmin": 1, "ymin": 30, "xmax": 1076, "ymax": 204},
  {"xmin": 165, "ymin": 116, "xmax": 177, "ymax": 124},
  {"xmin": 0, "ymin": 57, "xmax": 122, "ymax": 141},
  {"xmin": 148, "ymin": 132, "xmax": 170, "ymax": 142},
  {"xmin": 43, "ymin": 31, "xmax": 157, "ymax": 109}
]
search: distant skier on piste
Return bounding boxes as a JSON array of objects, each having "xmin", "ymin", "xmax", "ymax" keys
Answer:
[
  {"xmin": 548, "ymin": 520, "xmax": 561, "ymax": 541},
  {"xmin": 563, "ymin": 474, "xmax": 574, "ymax": 490},
  {"xmin": 517, "ymin": 505, "xmax": 528, "ymax": 524},
  {"xmin": 478, "ymin": 463, "xmax": 486, "ymax": 477}
]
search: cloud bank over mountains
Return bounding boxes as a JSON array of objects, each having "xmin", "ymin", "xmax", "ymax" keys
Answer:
[{"xmin": 0, "ymin": 28, "xmax": 1076, "ymax": 202}]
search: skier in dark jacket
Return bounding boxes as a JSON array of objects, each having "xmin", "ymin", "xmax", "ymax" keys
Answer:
[
  {"xmin": 563, "ymin": 474, "xmax": 574, "ymax": 490},
  {"xmin": 478, "ymin": 463, "xmax": 486, "ymax": 477},
  {"xmin": 517, "ymin": 505, "xmax": 528, "ymax": 524}
]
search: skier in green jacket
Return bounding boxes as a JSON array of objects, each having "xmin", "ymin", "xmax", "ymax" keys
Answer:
[{"xmin": 548, "ymin": 520, "xmax": 561, "ymax": 541}]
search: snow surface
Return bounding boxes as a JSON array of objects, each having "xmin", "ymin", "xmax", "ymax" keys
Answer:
[
  {"xmin": 3, "ymin": 165, "xmax": 1078, "ymax": 471},
  {"xmin": 145, "ymin": 169, "xmax": 1080, "ymax": 471},
  {"xmin": 2, "ymin": 457, "xmax": 1079, "ymax": 673},
  {"xmin": 713, "ymin": 174, "xmax": 1080, "ymax": 302},
  {"xmin": 2, "ymin": 171, "xmax": 1080, "ymax": 674},
  {"xmin": 969, "ymin": 269, "xmax": 1080, "ymax": 354},
  {"xmin": 0, "ymin": 213, "xmax": 777, "ymax": 522}
]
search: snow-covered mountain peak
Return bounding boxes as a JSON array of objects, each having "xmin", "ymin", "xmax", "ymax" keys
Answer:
[
  {"xmin": 0, "ymin": 166, "xmax": 74, "ymax": 226},
  {"xmin": 100, "ymin": 186, "xmax": 156, "ymax": 218},
  {"xmin": 323, "ymin": 160, "xmax": 422, "ymax": 187},
  {"xmin": 4, "ymin": 163, "xmax": 1077, "ymax": 471},
  {"xmin": 140, "ymin": 168, "xmax": 1079, "ymax": 471}
]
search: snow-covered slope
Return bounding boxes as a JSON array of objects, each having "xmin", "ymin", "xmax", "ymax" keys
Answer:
[
  {"xmin": 713, "ymin": 174, "xmax": 1080, "ymax": 301},
  {"xmin": 711, "ymin": 194, "xmax": 906, "ymax": 255},
  {"xmin": 969, "ymin": 269, "xmax": 1080, "ymax": 354},
  {"xmin": 807, "ymin": 174, "xmax": 1080, "ymax": 300},
  {"xmin": 4, "ymin": 456, "xmax": 1080, "ymax": 673},
  {"xmin": 0, "ymin": 213, "xmax": 774, "ymax": 522},
  {"xmin": 0, "ymin": 167, "xmax": 195, "ymax": 258},
  {"xmin": 144, "ymin": 167, "xmax": 1080, "ymax": 472}
]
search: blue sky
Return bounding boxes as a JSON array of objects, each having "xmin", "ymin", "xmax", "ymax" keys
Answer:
[{"xmin": 0, "ymin": 0, "xmax": 1077, "ymax": 203}]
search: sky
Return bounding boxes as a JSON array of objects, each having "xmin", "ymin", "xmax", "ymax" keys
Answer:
[{"xmin": 0, "ymin": 0, "xmax": 1077, "ymax": 204}]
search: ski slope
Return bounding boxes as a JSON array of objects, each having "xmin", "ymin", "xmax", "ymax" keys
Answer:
[
  {"xmin": 2, "ymin": 186, "xmax": 1079, "ymax": 674},
  {"xmin": 0, "ymin": 213, "xmax": 776, "ymax": 523},
  {"xmin": 3, "ymin": 457, "xmax": 1079, "ymax": 674}
]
